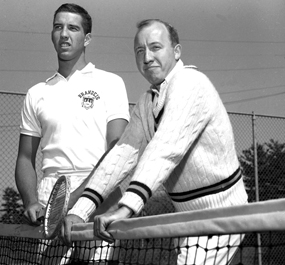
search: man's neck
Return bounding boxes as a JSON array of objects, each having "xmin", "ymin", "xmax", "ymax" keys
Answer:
[{"xmin": 57, "ymin": 56, "xmax": 87, "ymax": 79}]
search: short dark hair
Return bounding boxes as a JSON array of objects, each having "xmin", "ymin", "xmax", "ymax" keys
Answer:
[
  {"xmin": 136, "ymin": 19, "xmax": 179, "ymax": 47},
  {"xmin": 54, "ymin": 3, "xmax": 92, "ymax": 34}
]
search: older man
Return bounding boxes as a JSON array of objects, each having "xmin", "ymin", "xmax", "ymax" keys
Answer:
[{"xmin": 62, "ymin": 19, "xmax": 247, "ymax": 265}]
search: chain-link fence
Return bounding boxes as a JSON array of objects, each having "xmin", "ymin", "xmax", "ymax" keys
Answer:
[
  {"xmin": 2, "ymin": 91, "xmax": 285, "ymax": 212},
  {"xmin": 2, "ymin": 91, "xmax": 285, "ymax": 215},
  {"xmin": 1, "ymin": 91, "xmax": 285, "ymax": 263}
]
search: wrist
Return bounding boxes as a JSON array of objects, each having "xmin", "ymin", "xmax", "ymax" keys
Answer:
[
  {"xmin": 117, "ymin": 205, "xmax": 133, "ymax": 219},
  {"xmin": 68, "ymin": 197, "xmax": 97, "ymax": 222},
  {"xmin": 24, "ymin": 198, "xmax": 38, "ymax": 208}
]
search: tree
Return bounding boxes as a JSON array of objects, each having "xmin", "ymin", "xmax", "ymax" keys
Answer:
[
  {"xmin": 0, "ymin": 187, "xmax": 24, "ymax": 224},
  {"xmin": 239, "ymin": 139, "xmax": 285, "ymax": 202}
]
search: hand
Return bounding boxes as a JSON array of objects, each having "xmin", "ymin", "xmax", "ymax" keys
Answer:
[
  {"xmin": 23, "ymin": 202, "xmax": 45, "ymax": 226},
  {"xmin": 94, "ymin": 206, "xmax": 133, "ymax": 243},
  {"xmin": 60, "ymin": 214, "xmax": 84, "ymax": 247}
]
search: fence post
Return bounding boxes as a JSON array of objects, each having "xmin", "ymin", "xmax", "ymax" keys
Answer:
[{"xmin": 252, "ymin": 111, "xmax": 262, "ymax": 265}]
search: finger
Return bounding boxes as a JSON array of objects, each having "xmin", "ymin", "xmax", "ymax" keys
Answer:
[
  {"xmin": 60, "ymin": 221, "xmax": 65, "ymax": 243},
  {"xmin": 93, "ymin": 216, "xmax": 102, "ymax": 238},
  {"xmin": 93, "ymin": 216, "xmax": 103, "ymax": 237},
  {"xmin": 93, "ymin": 216, "xmax": 114, "ymax": 243},
  {"xmin": 61, "ymin": 219, "xmax": 73, "ymax": 247},
  {"xmin": 99, "ymin": 231, "xmax": 115, "ymax": 244},
  {"xmin": 24, "ymin": 209, "xmax": 39, "ymax": 225},
  {"xmin": 27, "ymin": 209, "xmax": 38, "ymax": 224},
  {"xmin": 23, "ymin": 212, "xmax": 32, "ymax": 225},
  {"xmin": 36, "ymin": 208, "xmax": 45, "ymax": 223},
  {"xmin": 60, "ymin": 221, "xmax": 68, "ymax": 245}
]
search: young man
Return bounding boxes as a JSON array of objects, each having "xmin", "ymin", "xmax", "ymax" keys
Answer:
[
  {"xmin": 62, "ymin": 19, "xmax": 248, "ymax": 264},
  {"xmin": 15, "ymin": 3, "xmax": 129, "ymax": 264}
]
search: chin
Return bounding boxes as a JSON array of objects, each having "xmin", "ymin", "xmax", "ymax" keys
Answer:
[
  {"xmin": 58, "ymin": 55, "xmax": 73, "ymax": 61},
  {"xmin": 149, "ymin": 78, "xmax": 163, "ymax": 86},
  {"xmin": 144, "ymin": 75, "xmax": 159, "ymax": 85}
]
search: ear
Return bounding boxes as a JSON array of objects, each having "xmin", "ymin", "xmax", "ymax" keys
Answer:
[
  {"xmin": 84, "ymin": 33, "xmax": 92, "ymax": 47},
  {"xmin": 174, "ymin": 44, "xmax": 182, "ymax": 60}
]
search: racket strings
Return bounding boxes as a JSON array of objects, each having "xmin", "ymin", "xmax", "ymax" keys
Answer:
[{"xmin": 45, "ymin": 178, "xmax": 69, "ymax": 237}]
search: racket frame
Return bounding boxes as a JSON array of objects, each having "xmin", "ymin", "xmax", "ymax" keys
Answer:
[{"xmin": 43, "ymin": 175, "xmax": 71, "ymax": 239}]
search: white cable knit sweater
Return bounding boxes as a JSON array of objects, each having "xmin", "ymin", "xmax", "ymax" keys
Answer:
[{"xmin": 69, "ymin": 61, "xmax": 248, "ymax": 221}]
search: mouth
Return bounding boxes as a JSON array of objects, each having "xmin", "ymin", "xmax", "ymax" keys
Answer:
[
  {"xmin": 144, "ymin": 66, "xmax": 159, "ymax": 71},
  {"xmin": 60, "ymin": 42, "xmax": 71, "ymax": 48}
]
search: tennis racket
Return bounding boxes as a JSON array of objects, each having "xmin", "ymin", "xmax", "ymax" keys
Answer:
[{"xmin": 44, "ymin": 175, "xmax": 71, "ymax": 239}]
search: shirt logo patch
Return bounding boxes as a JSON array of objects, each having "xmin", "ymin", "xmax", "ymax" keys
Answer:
[
  {"xmin": 78, "ymin": 90, "xmax": 100, "ymax": 110},
  {"xmin": 82, "ymin": 95, "xmax": 94, "ymax": 110}
]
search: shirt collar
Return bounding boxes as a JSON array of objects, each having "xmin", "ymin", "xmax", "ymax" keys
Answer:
[
  {"xmin": 151, "ymin": 59, "xmax": 184, "ymax": 94},
  {"xmin": 46, "ymin": 62, "xmax": 95, "ymax": 83},
  {"xmin": 165, "ymin": 59, "xmax": 184, "ymax": 84}
]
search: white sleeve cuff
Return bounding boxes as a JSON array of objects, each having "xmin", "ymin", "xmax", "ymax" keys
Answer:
[
  {"xmin": 118, "ymin": 192, "xmax": 145, "ymax": 216},
  {"xmin": 67, "ymin": 197, "xmax": 96, "ymax": 222}
]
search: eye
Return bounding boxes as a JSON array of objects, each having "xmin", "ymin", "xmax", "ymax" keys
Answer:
[
  {"xmin": 53, "ymin": 24, "xmax": 62, "ymax": 30},
  {"xmin": 69, "ymin": 26, "xmax": 79, "ymax": 31},
  {"xmin": 136, "ymin": 49, "xmax": 144, "ymax": 55},
  {"xmin": 151, "ymin": 45, "xmax": 161, "ymax": 51}
]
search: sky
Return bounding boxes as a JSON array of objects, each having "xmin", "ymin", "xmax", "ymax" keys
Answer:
[{"xmin": 0, "ymin": 0, "xmax": 285, "ymax": 116}]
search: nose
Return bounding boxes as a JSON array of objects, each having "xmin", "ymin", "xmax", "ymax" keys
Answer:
[
  {"xmin": 60, "ymin": 27, "xmax": 68, "ymax": 39},
  {"xmin": 144, "ymin": 49, "xmax": 153, "ymax": 64}
]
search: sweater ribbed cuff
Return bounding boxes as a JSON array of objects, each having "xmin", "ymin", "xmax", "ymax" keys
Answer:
[
  {"xmin": 67, "ymin": 197, "xmax": 96, "ymax": 222},
  {"xmin": 118, "ymin": 192, "xmax": 145, "ymax": 216}
]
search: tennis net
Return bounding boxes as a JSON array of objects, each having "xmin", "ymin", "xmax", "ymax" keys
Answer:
[{"xmin": 1, "ymin": 198, "xmax": 285, "ymax": 264}]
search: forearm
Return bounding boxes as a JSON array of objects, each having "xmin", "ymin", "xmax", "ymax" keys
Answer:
[{"xmin": 15, "ymin": 158, "xmax": 38, "ymax": 207}]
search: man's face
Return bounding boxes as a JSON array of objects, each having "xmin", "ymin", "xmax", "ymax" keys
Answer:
[
  {"xmin": 134, "ymin": 22, "xmax": 181, "ymax": 86},
  {"xmin": 51, "ymin": 12, "xmax": 89, "ymax": 61}
]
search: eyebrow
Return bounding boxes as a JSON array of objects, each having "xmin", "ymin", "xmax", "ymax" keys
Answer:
[
  {"xmin": 134, "ymin": 45, "xmax": 144, "ymax": 50},
  {"xmin": 53, "ymin": 22, "xmax": 81, "ymax": 29},
  {"xmin": 135, "ymin": 41, "xmax": 162, "ymax": 48}
]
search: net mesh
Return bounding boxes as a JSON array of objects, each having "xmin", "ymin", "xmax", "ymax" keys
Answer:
[
  {"xmin": 0, "ymin": 237, "xmax": 177, "ymax": 265},
  {"xmin": 1, "ymin": 198, "xmax": 285, "ymax": 265},
  {"xmin": 1, "ymin": 232, "xmax": 285, "ymax": 264}
]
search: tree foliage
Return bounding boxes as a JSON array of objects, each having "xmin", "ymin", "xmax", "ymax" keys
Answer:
[
  {"xmin": 239, "ymin": 139, "xmax": 285, "ymax": 202},
  {"xmin": 0, "ymin": 187, "xmax": 24, "ymax": 224}
]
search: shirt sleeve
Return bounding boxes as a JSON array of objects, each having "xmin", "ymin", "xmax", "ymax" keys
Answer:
[
  {"xmin": 104, "ymin": 74, "xmax": 130, "ymax": 123},
  {"xmin": 119, "ymin": 69, "xmax": 216, "ymax": 214},
  {"xmin": 20, "ymin": 86, "xmax": 42, "ymax": 137}
]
